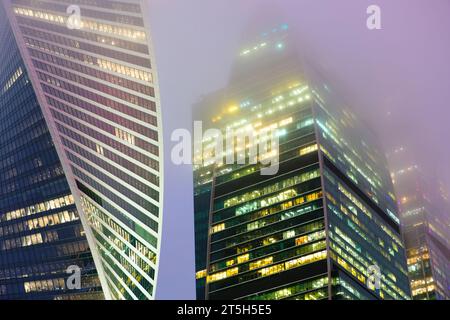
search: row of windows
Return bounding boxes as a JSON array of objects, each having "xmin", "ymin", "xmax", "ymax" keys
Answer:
[
  {"xmin": 42, "ymin": 83, "xmax": 156, "ymax": 132},
  {"xmin": 1, "ymin": 156, "xmax": 62, "ymax": 190},
  {"xmin": 1, "ymin": 195, "xmax": 74, "ymax": 222},
  {"xmin": 23, "ymin": 0, "xmax": 145, "ymax": 24},
  {"xmin": 214, "ymin": 182, "xmax": 321, "ymax": 224},
  {"xmin": 219, "ymin": 168, "xmax": 320, "ymax": 210},
  {"xmin": 0, "ymin": 238, "xmax": 91, "ymax": 266},
  {"xmin": 211, "ymin": 175, "xmax": 319, "ymax": 228},
  {"xmin": 1, "ymin": 176, "xmax": 71, "ymax": 215},
  {"xmin": 48, "ymin": 0, "xmax": 142, "ymax": 14},
  {"xmin": 18, "ymin": 19, "xmax": 151, "ymax": 68},
  {"xmin": 0, "ymin": 120, "xmax": 49, "ymax": 157},
  {"xmin": 50, "ymin": 105, "xmax": 159, "ymax": 157},
  {"xmin": 14, "ymin": 0, "xmax": 148, "ymax": 43},
  {"xmin": 211, "ymin": 201, "xmax": 322, "ymax": 243},
  {"xmin": 0, "ymin": 254, "xmax": 95, "ymax": 282},
  {"xmin": 209, "ymin": 242, "xmax": 326, "ymax": 285},
  {"xmin": 31, "ymin": 50, "xmax": 154, "ymax": 95},
  {"xmin": 208, "ymin": 250, "xmax": 327, "ymax": 292},
  {"xmin": 62, "ymin": 136, "xmax": 159, "ymax": 189},
  {"xmin": 97, "ymin": 58, "xmax": 152, "ymax": 83},
  {"xmin": 210, "ymin": 218, "xmax": 325, "ymax": 263},
  {"xmin": 46, "ymin": 93, "xmax": 158, "ymax": 144},
  {"xmin": 210, "ymin": 230, "xmax": 326, "ymax": 274},
  {"xmin": 23, "ymin": 274, "xmax": 100, "ymax": 294},
  {"xmin": 14, "ymin": 6, "xmax": 147, "ymax": 44},
  {"xmin": 2, "ymin": 165, "xmax": 65, "ymax": 196},
  {"xmin": 37, "ymin": 68, "xmax": 155, "ymax": 111},
  {"xmin": 55, "ymin": 122, "xmax": 159, "ymax": 176},
  {"xmin": 0, "ymin": 209, "xmax": 78, "ymax": 238},
  {"xmin": 212, "ymin": 207, "xmax": 320, "ymax": 253},
  {"xmin": 246, "ymin": 276, "xmax": 328, "ymax": 300},
  {"xmin": 24, "ymin": 33, "xmax": 153, "ymax": 82},
  {"xmin": 1, "ymin": 67, "xmax": 23, "ymax": 94},
  {"xmin": 0, "ymin": 228, "xmax": 69, "ymax": 251}
]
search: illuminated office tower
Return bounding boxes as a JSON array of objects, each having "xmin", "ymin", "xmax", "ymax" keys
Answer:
[
  {"xmin": 0, "ymin": 4, "xmax": 102, "ymax": 300},
  {"xmin": 388, "ymin": 147, "xmax": 450, "ymax": 300},
  {"xmin": 193, "ymin": 23, "xmax": 411, "ymax": 300},
  {"xmin": 2, "ymin": 0, "xmax": 164, "ymax": 300}
]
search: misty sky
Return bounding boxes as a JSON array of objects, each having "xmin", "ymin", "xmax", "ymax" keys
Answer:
[{"xmin": 146, "ymin": 0, "xmax": 450, "ymax": 299}]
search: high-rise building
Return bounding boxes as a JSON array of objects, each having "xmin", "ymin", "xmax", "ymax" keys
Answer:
[
  {"xmin": 0, "ymin": 3, "xmax": 102, "ymax": 300},
  {"xmin": 1, "ymin": 0, "xmax": 164, "ymax": 300},
  {"xmin": 193, "ymin": 23, "xmax": 411, "ymax": 300},
  {"xmin": 388, "ymin": 146, "xmax": 450, "ymax": 300}
]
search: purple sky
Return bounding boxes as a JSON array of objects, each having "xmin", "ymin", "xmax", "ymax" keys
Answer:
[{"xmin": 147, "ymin": 0, "xmax": 450, "ymax": 299}]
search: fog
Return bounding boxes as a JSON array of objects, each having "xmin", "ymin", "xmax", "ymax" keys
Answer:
[{"xmin": 147, "ymin": 0, "xmax": 450, "ymax": 299}]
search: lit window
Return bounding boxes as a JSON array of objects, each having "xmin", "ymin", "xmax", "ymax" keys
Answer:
[
  {"xmin": 195, "ymin": 269, "xmax": 207, "ymax": 280},
  {"xmin": 211, "ymin": 223, "xmax": 225, "ymax": 234},
  {"xmin": 300, "ymin": 144, "xmax": 318, "ymax": 156}
]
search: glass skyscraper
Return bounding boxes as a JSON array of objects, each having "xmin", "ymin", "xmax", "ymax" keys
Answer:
[
  {"xmin": 1, "ymin": 0, "xmax": 164, "ymax": 300},
  {"xmin": 193, "ymin": 23, "xmax": 411, "ymax": 300},
  {"xmin": 0, "ymin": 3, "xmax": 102, "ymax": 300},
  {"xmin": 388, "ymin": 146, "xmax": 450, "ymax": 300}
]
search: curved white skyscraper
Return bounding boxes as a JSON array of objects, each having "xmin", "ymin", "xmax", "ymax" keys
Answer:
[{"xmin": 2, "ymin": 0, "xmax": 164, "ymax": 300}]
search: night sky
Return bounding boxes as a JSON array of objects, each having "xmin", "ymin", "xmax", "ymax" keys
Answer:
[{"xmin": 147, "ymin": 0, "xmax": 450, "ymax": 299}]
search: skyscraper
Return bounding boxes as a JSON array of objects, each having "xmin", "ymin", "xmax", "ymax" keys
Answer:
[
  {"xmin": 0, "ymin": 3, "xmax": 102, "ymax": 300},
  {"xmin": 1, "ymin": 0, "xmax": 164, "ymax": 300},
  {"xmin": 193, "ymin": 23, "xmax": 411, "ymax": 300},
  {"xmin": 388, "ymin": 146, "xmax": 450, "ymax": 300}
]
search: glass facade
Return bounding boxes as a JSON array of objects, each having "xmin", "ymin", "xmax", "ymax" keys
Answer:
[
  {"xmin": 388, "ymin": 147, "xmax": 450, "ymax": 300},
  {"xmin": 0, "ymin": 3, "xmax": 102, "ymax": 300},
  {"xmin": 193, "ymin": 23, "xmax": 411, "ymax": 300},
  {"xmin": 2, "ymin": 0, "xmax": 164, "ymax": 299}
]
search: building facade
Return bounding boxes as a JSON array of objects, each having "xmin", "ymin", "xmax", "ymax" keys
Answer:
[
  {"xmin": 388, "ymin": 146, "xmax": 450, "ymax": 300},
  {"xmin": 194, "ymin": 23, "xmax": 411, "ymax": 300},
  {"xmin": 1, "ymin": 0, "xmax": 164, "ymax": 300},
  {"xmin": 0, "ymin": 3, "xmax": 102, "ymax": 300}
]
